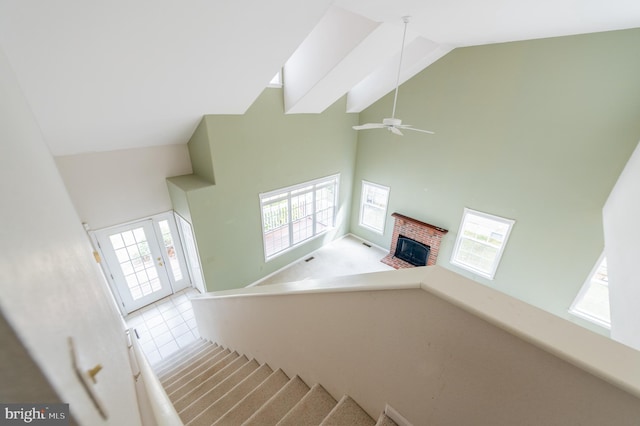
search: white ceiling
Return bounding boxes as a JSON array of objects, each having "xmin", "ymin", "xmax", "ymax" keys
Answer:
[{"xmin": 1, "ymin": 0, "xmax": 639, "ymax": 155}]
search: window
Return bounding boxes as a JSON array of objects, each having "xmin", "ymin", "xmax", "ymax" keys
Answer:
[
  {"xmin": 359, "ymin": 181, "xmax": 390, "ymax": 234},
  {"xmin": 260, "ymin": 175, "xmax": 338, "ymax": 260},
  {"xmin": 569, "ymin": 253, "xmax": 611, "ymax": 329},
  {"xmin": 451, "ymin": 208, "xmax": 515, "ymax": 279}
]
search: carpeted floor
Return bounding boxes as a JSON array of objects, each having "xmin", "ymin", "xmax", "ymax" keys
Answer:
[{"xmin": 255, "ymin": 234, "xmax": 394, "ymax": 286}]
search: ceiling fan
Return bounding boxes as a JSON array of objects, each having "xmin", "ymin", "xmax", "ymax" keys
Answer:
[{"xmin": 353, "ymin": 16, "xmax": 434, "ymax": 136}]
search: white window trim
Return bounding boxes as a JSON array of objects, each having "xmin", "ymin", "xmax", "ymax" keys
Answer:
[
  {"xmin": 259, "ymin": 174, "xmax": 339, "ymax": 261},
  {"xmin": 359, "ymin": 180, "xmax": 390, "ymax": 235},
  {"xmin": 450, "ymin": 208, "xmax": 515, "ymax": 280},
  {"xmin": 569, "ymin": 252, "xmax": 611, "ymax": 329}
]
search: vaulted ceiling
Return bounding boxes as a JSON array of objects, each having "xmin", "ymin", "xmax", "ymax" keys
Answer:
[{"xmin": 1, "ymin": 0, "xmax": 639, "ymax": 155}]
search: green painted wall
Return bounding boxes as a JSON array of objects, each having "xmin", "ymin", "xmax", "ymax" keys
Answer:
[
  {"xmin": 166, "ymin": 174, "xmax": 214, "ymax": 223},
  {"xmin": 183, "ymin": 88, "xmax": 358, "ymax": 291},
  {"xmin": 350, "ymin": 28, "xmax": 640, "ymax": 327},
  {"xmin": 188, "ymin": 119, "xmax": 216, "ymax": 184}
]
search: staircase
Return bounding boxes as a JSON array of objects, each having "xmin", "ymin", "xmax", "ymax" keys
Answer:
[{"xmin": 154, "ymin": 339, "xmax": 399, "ymax": 426}]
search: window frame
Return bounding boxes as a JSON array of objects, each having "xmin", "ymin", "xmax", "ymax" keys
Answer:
[
  {"xmin": 450, "ymin": 208, "xmax": 515, "ymax": 280},
  {"xmin": 259, "ymin": 174, "xmax": 339, "ymax": 261},
  {"xmin": 359, "ymin": 180, "xmax": 390, "ymax": 234},
  {"xmin": 569, "ymin": 252, "xmax": 611, "ymax": 329}
]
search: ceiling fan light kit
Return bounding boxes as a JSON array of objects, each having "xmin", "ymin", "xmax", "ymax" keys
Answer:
[{"xmin": 353, "ymin": 16, "xmax": 434, "ymax": 136}]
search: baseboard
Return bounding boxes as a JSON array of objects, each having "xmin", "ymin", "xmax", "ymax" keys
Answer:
[
  {"xmin": 345, "ymin": 232, "xmax": 389, "ymax": 252},
  {"xmin": 245, "ymin": 233, "xmax": 389, "ymax": 288},
  {"xmin": 245, "ymin": 234, "xmax": 350, "ymax": 288}
]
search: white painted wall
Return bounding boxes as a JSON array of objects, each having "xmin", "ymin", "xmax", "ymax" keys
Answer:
[
  {"xmin": 55, "ymin": 144, "xmax": 192, "ymax": 230},
  {"xmin": 193, "ymin": 266, "xmax": 640, "ymax": 425},
  {"xmin": 283, "ymin": 6, "xmax": 378, "ymax": 113},
  {"xmin": 603, "ymin": 141, "xmax": 640, "ymax": 350},
  {"xmin": 0, "ymin": 47, "xmax": 141, "ymax": 424}
]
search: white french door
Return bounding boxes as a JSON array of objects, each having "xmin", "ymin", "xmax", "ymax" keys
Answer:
[{"xmin": 95, "ymin": 212, "xmax": 191, "ymax": 313}]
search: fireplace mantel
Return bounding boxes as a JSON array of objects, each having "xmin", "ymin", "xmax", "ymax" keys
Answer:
[
  {"xmin": 391, "ymin": 212, "xmax": 448, "ymax": 233},
  {"xmin": 382, "ymin": 212, "xmax": 448, "ymax": 269}
]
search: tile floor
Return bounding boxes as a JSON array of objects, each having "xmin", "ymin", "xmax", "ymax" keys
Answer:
[
  {"xmin": 125, "ymin": 288, "xmax": 201, "ymax": 365},
  {"xmin": 124, "ymin": 235, "xmax": 390, "ymax": 365}
]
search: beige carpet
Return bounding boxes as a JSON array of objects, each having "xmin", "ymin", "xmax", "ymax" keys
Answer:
[
  {"xmin": 256, "ymin": 235, "xmax": 394, "ymax": 286},
  {"xmin": 156, "ymin": 339, "xmax": 398, "ymax": 426}
]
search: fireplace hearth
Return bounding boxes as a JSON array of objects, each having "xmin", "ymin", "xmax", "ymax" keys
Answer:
[{"xmin": 382, "ymin": 213, "xmax": 448, "ymax": 269}]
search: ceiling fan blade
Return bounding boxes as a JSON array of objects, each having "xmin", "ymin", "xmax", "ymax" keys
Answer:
[
  {"xmin": 353, "ymin": 123, "xmax": 385, "ymax": 130},
  {"xmin": 389, "ymin": 127, "xmax": 404, "ymax": 136},
  {"xmin": 404, "ymin": 127, "xmax": 435, "ymax": 135}
]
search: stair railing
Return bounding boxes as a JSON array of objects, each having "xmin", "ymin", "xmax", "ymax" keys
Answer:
[{"xmin": 127, "ymin": 328, "xmax": 183, "ymax": 426}]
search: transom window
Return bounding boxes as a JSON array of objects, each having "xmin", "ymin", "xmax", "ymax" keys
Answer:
[
  {"xmin": 359, "ymin": 180, "xmax": 390, "ymax": 234},
  {"xmin": 569, "ymin": 253, "xmax": 611, "ymax": 329},
  {"xmin": 260, "ymin": 175, "xmax": 339, "ymax": 260},
  {"xmin": 451, "ymin": 208, "xmax": 515, "ymax": 279}
]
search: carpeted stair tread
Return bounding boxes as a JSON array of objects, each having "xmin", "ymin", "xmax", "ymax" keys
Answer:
[
  {"xmin": 168, "ymin": 352, "xmax": 240, "ymax": 401},
  {"xmin": 243, "ymin": 375, "xmax": 311, "ymax": 426},
  {"xmin": 375, "ymin": 413, "xmax": 399, "ymax": 426},
  {"xmin": 172, "ymin": 354, "xmax": 248, "ymax": 408},
  {"xmin": 187, "ymin": 363, "xmax": 274, "ymax": 426},
  {"xmin": 212, "ymin": 369, "xmax": 290, "ymax": 425},
  {"xmin": 156, "ymin": 341, "xmax": 216, "ymax": 378},
  {"xmin": 160, "ymin": 344, "xmax": 223, "ymax": 384},
  {"xmin": 276, "ymin": 383, "xmax": 337, "ymax": 426},
  {"xmin": 179, "ymin": 359, "xmax": 260, "ymax": 424},
  {"xmin": 320, "ymin": 395, "xmax": 375, "ymax": 426},
  {"xmin": 153, "ymin": 339, "xmax": 208, "ymax": 373},
  {"xmin": 157, "ymin": 341, "xmax": 408, "ymax": 426},
  {"xmin": 164, "ymin": 348, "xmax": 232, "ymax": 394}
]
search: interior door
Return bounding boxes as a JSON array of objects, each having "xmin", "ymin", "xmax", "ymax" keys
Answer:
[{"xmin": 96, "ymin": 219, "xmax": 173, "ymax": 313}]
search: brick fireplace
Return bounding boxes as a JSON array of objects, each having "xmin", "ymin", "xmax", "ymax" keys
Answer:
[{"xmin": 382, "ymin": 212, "xmax": 448, "ymax": 269}]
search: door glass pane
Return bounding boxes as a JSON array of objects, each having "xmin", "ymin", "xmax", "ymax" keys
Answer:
[
  {"xmin": 115, "ymin": 248, "xmax": 129, "ymax": 263},
  {"xmin": 110, "ymin": 234, "xmax": 125, "ymax": 249},
  {"xmin": 158, "ymin": 220, "xmax": 183, "ymax": 281},
  {"xmin": 122, "ymin": 230, "xmax": 136, "ymax": 246},
  {"xmin": 109, "ymin": 226, "xmax": 164, "ymax": 301},
  {"xmin": 121, "ymin": 261, "xmax": 134, "ymax": 275}
]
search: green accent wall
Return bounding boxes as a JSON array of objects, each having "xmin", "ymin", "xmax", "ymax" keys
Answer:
[
  {"xmin": 169, "ymin": 28, "xmax": 640, "ymax": 332},
  {"xmin": 350, "ymin": 28, "xmax": 640, "ymax": 328},
  {"xmin": 169, "ymin": 88, "xmax": 358, "ymax": 291},
  {"xmin": 188, "ymin": 119, "xmax": 216, "ymax": 184}
]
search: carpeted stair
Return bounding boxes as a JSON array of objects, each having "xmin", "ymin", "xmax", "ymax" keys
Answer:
[{"xmin": 153, "ymin": 339, "xmax": 399, "ymax": 426}]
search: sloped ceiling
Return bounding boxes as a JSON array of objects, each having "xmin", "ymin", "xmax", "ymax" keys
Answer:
[{"xmin": 0, "ymin": 0, "xmax": 639, "ymax": 155}]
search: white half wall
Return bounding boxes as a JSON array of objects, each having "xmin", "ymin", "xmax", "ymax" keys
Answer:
[
  {"xmin": 55, "ymin": 144, "xmax": 192, "ymax": 230},
  {"xmin": 0, "ymin": 46, "xmax": 141, "ymax": 424},
  {"xmin": 192, "ymin": 266, "xmax": 640, "ymax": 425},
  {"xmin": 603, "ymin": 140, "xmax": 640, "ymax": 350}
]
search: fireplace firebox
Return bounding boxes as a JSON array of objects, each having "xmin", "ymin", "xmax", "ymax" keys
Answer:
[
  {"xmin": 394, "ymin": 235, "xmax": 430, "ymax": 267},
  {"xmin": 381, "ymin": 213, "xmax": 448, "ymax": 269}
]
